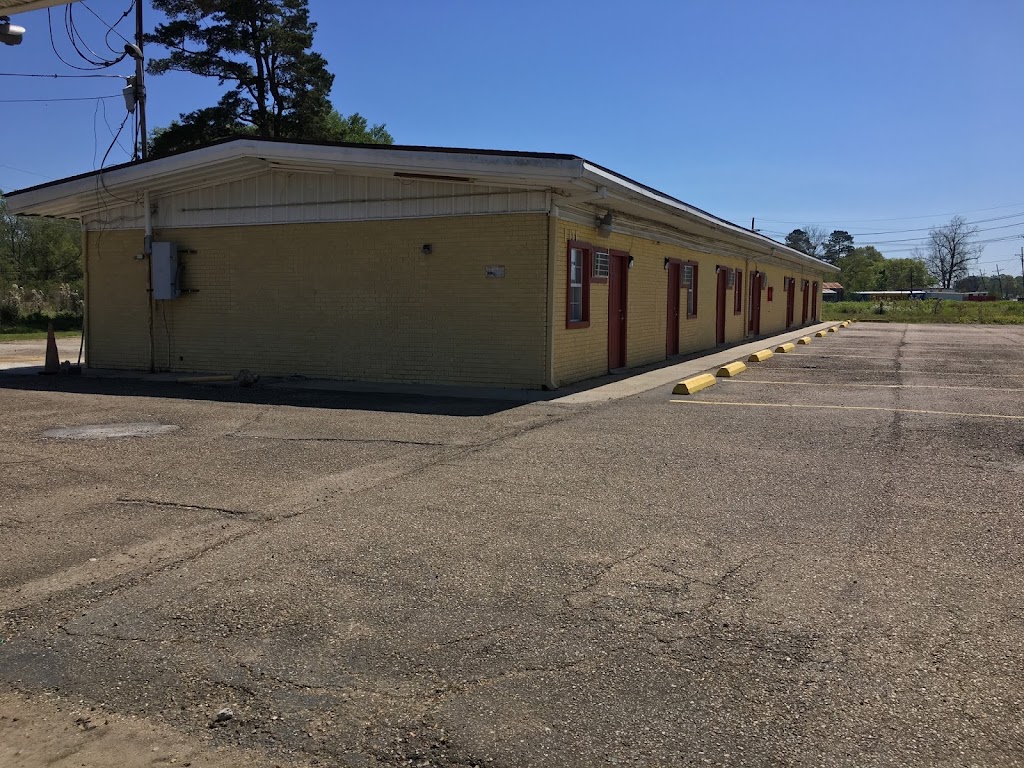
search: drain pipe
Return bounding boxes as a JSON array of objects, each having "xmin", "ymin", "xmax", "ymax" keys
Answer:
[{"xmin": 144, "ymin": 190, "xmax": 155, "ymax": 372}]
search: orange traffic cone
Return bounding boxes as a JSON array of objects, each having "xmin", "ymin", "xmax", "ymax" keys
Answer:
[{"xmin": 42, "ymin": 322, "xmax": 60, "ymax": 374}]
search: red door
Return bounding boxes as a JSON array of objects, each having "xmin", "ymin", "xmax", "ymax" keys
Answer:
[
  {"xmin": 801, "ymin": 280, "xmax": 810, "ymax": 323},
  {"xmin": 749, "ymin": 272, "xmax": 762, "ymax": 335},
  {"xmin": 608, "ymin": 253, "xmax": 628, "ymax": 370},
  {"xmin": 666, "ymin": 262, "xmax": 680, "ymax": 356},
  {"xmin": 785, "ymin": 278, "xmax": 796, "ymax": 328},
  {"xmin": 715, "ymin": 267, "xmax": 728, "ymax": 344},
  {"xmin": 812, "ymin": 281, "xmax": 819, "ymax": 320}
]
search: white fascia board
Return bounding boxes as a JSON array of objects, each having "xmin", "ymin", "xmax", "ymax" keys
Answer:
[
  {"xmin": 247, "ymin": 141, "xmax": 585, "ymax": 183},
  {"xmin": 0, "ymin": 0, "xmax": 79, "ymax": 14},
  {"xmin": 5, "ymin": 139, "xmax": 586, "ymax": 217},
  {"xmin": 580, "ymin": 163, "xmax": 840, "ymax": 274}
]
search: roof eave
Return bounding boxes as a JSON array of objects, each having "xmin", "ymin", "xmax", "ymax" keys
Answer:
[{"xmin": 580, "ymin": 163, "xmax": 840, "ymax": 273}]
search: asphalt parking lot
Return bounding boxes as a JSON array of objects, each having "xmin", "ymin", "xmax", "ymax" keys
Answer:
[{"xmin": 1, "ymin": 322, "xmax": 1022, "ymax": 767}]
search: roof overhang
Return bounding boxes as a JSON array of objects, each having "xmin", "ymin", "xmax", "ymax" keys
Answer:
[
  {"xmin": 5, "ymin": 137, "xmax": 839, "ymax": 274},
  {"xmin": 0, "ymin": 1, "xmax": 79, "ymax": 15}
]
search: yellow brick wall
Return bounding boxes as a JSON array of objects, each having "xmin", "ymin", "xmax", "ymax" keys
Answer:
[
  {"xmin": 85, "ymin": 214, "xmax": 550, "ymax": 387},
  {"xmin": 746, "ymin": 262, "xmax": 824, "ymax": 335},
  {"xmin": 552, "ymin": 220, "xmax": 792, "ymax": 386},
  {"xmin": 84, "ymin": 230, "xmax": 151, "ymax": 371}
]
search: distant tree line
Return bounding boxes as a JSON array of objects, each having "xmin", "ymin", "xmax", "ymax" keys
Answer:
[
  {"xmin": 782, "ymin": 216, "xmax": 1002, "ymax": 295},
  {"xmin": 0, "ymin": 194, "xmax": 83, "ymax": 327}
]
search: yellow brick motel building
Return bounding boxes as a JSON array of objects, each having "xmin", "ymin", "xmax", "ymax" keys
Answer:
[{"xmin": 6, "ymin": 138, "xmax": 838, "ymax": 389}]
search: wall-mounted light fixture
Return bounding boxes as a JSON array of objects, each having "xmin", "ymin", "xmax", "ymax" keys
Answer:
[
  {"xmin": 663, "ymin": 257, "xmax": 670, "ymax": 270},
  {"xmin": 597, "ymin": 211, "xmax": 613, "ymax": 237},
  {"xmin": 627, "ymin": 255, "xmax": 635, "ymax": 270},
  {"xmin": 421, "ymin": 243, "xmax": 433, "ymax": 256}
]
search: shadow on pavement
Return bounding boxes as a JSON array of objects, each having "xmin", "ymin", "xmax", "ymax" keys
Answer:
[{"xmin": 0, "ymin": 374, "xmax": 533, "ymax": 417}]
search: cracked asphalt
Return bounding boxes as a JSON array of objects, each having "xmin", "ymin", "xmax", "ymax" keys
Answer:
[{"xmin": 1, "ymin": 322, "xmax": 1022, "ymax": 767}]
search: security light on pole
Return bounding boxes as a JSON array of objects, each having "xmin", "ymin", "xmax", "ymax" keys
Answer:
[{"xmin": 0, "ymin": 16, "xmax": 26, "ymax": 45}]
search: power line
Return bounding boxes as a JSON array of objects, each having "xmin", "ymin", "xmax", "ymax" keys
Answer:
[
  {"xmin": 47, "ymin": 6, "xmax": 126, "ymax": 71},
  {"xmin": 844, "ymin": 211, "xmax": 1024, "ymax": 237},
  {"xmin": 764, "ymin": 211, "xmax": 1024, "ymax": 238},
  {"xmin": 758, "ymin": 201, "xmax": 1024, "ymax": 226},
  {"xmin": 99, "ymin": 110, "xmax": 131, "ymax": 170},
  {"xmin": 0, "ymin": 94, "xmax": 120, "ymax": 102},
  {"xmin": 0, "ymin": 71, "xmax": 124, "ymax": 79},
  {"xmin": 79, "ymin": 0, "xmax": 134, "ymax": 48},
  {"xmin": 0, "ymin": 163, "xmax": 48, "ymax": 179},
  {"xmin": 861, "ymin": 221, "xmax": 1024, "ymax": 246}
]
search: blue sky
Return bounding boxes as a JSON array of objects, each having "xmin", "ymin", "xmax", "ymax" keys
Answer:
[{"xmin": 2, "ymin": 0, "xmax": 1023, "ymax": 278}]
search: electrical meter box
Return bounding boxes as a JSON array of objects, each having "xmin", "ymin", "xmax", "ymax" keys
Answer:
[{"xmin": 151, "ymin": 241, "xmax": 180, "ymax": 300}]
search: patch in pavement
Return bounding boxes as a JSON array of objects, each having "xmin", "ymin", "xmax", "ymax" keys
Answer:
[{"xmin": 41, "ymin": 422, "xmax": 180, "ymax": 440}]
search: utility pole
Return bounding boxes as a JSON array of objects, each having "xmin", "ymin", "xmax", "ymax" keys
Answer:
[
  {"xmin": 135, "ymin": 1, "xmax": 147, "ymax": 159},
  {"xmin": 122, "ymin": 3, "xmax": 148, "ymax": 160},
  {"xmin": 1020, "ymin": 246, "xmax": 1023, "ymax": 300},
  {"xmin": 995, "ymin": 265, "xmax": 1003, "ymax": 299}
]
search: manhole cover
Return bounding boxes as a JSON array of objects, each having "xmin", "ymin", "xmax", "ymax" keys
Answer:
[{"xmin": 42, "ymin": 423, "xmax": 180, "ymax": 440}]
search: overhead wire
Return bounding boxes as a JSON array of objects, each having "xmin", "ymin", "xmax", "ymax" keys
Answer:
[
  {"xmin": 0, "ymin": 71, "xmax": 124, "ymax": 79},
  {"xmin": 77, "ymin": 0, "xmax": 135, "ymax": 52},
  {"xmin": 0, "ymin": 95, "xmax": 121, "ymax": 102},
  {"xmin": 65, "ymin": 4, "xmax": 118, "ymax": 67},
  {"xmin": 758, "ymin": 201, "xmax": 1024, "ymax": 226}
]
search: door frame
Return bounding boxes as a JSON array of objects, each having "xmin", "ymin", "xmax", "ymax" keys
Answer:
[
  {"xmin": 666, "ymin": 260, "xmax": 681, "ymax": 356},
  {"xmin": 812, "ymin": 281, "xmax": 819, "ymax": 321},
  {"xmin": 785, "ymin": 277, "xmax": 796, "ymax": 328},
  {"xmin": 607, "ymin": 250, "xmax": 629, "ymax": 370},
  {"xmin": 801, "ymin": 279, "xmax": 810, "ymax": 324},
  {"xmin": 715, "ymin": 266, "xmax": 729, "ymax": 344},
  {"xmin": 749, "ymin": 271, "xmax": 762, "ymax": 336}
]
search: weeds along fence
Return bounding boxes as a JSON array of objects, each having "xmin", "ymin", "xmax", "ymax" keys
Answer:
[{"xmin": 823, "ymin": 299, "xmax": 1024, "ymax": 324}]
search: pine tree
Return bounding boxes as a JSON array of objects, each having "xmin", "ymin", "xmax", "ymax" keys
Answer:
[{"xmin": 146, "ymin": 0, "xmax": 391, "ymax": 156}]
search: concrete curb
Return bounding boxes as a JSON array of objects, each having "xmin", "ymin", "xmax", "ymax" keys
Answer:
[
  {"xmin": 553, "ymin": 321, "xmax": 836, "ymax": 404},
  {"xmin": 716, "ymin": 361, "xmax": 747, "ymax": 378},
  {"xmin": 775, "ymin": 342, "xmax": 796, "ymax": 353},
  {"xmin": 748, "ymin": 349, "xmax": 774, "ymax": 363},
  {"xmin": 672, "ymin": 373, "xmax": 717, "ymax": 395}
]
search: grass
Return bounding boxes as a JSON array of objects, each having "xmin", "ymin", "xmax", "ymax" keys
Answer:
[
  {"xmin": 0, "ymin": 313, "xmax": 83, "ymax": 341},
  {"xmin": 0, "ymin": 329, "xmax": 82, "ymax": 342},
  {"xmin": 822, "ymin": 299, "xmax": 1024, "ymax": 324}
]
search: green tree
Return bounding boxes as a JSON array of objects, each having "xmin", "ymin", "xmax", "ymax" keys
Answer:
[
  {"xmin": 784, "ymin": 225, "xmax": 828, "ymax": 259},
  {"xmin": 823, "ymin": 230, "xmax": 855, "ymax": 265},
  {"xmin": 147, "ymin": 0, "xmax": 392, "ymax": 156},
  {"xmin": 0, "ymin": 195, "xmax": 81, "ymax": 286},
  {"xmin": 837, "ymin": 246, "xmax": 886, "ymax": 293},
  {"xmin": 785, "ymin": 229, "xmax": 813, "ymax": 255},
  {"xmin": 878, "ymin": 258, "xmax": 932, "ymax": 291}
]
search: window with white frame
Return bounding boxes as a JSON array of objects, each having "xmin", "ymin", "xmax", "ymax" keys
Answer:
[
  {"xmin": 593, "ymin": 251, "xmax": 610, "ymax": 279},
  {"xmin": 566, "ymin": 243, "xmax": 591, "ymax": 327},
  {"xmin": 682, "ymin": 262, "xmax": 698, "ymax": 317}
]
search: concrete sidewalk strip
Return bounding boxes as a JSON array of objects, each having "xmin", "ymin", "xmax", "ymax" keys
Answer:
[{"xmin": 555, "ymin": 322, "xmax": 835, "ymax": 404}]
